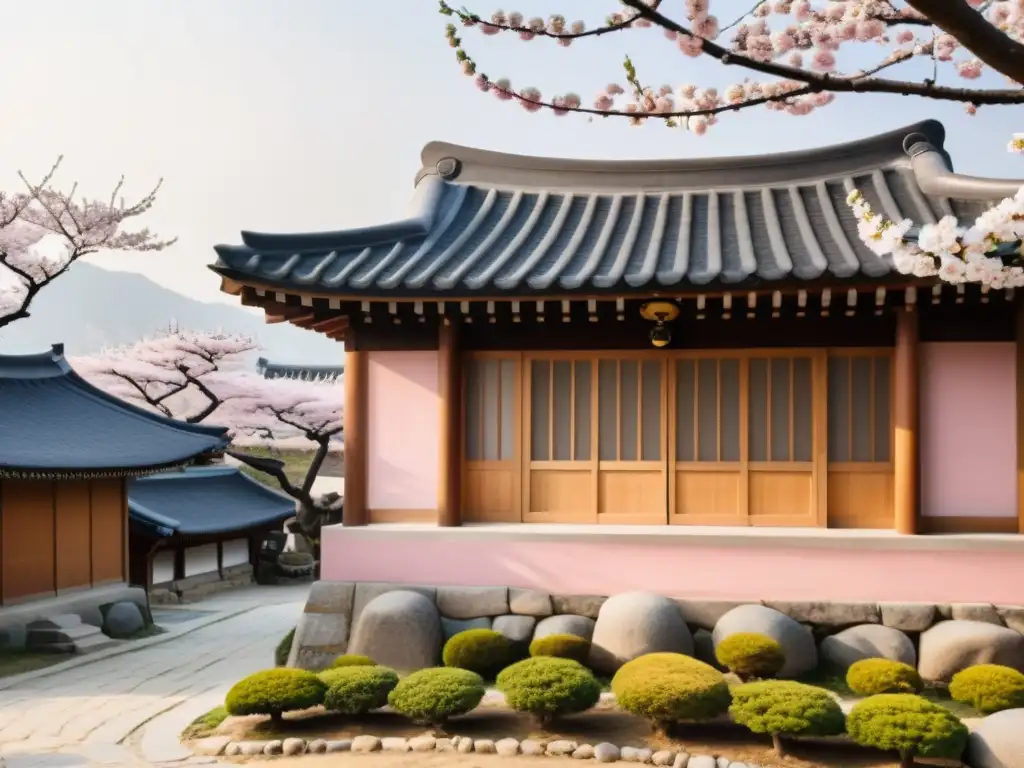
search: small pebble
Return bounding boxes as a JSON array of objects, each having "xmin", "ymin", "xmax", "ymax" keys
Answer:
[
  {"xmin": 306, "ymin": 739, "xmax": 328, "ymax": 754},
  {"xmin": 223, "ymin": 743, "xmax": 241, "ymax": 757},
  {"xmin": 450, "ymin": 736, "xmax": 463, "ymax": 748},
  {"xmin": 352, "ymin": 735, "xmax": 382, "ymax": 753},
  {"xmin": 521, "ymin": 739, "xmax": 546, "ymax": 757},
  {"xmin": 282, "ymin": 738, "xmax": 306, "ymax": 756},
  {"xmin": 495, "ymin": 738, "xmax": 520, "ymax": 757},
  {"xmin": 435, "ymin": 738, "xmax": 455, "ymax": 752},
  {"xmin": 262, "ymin": 741, "xmax": 283, "ymax": 756},
  {"xmin": 325, "ymin": 739, "xmax": 352, "ymax": 753},
  {"xmin": 731, "ymin": 763, "xmax": 749, "ymax": 768},
  {"xmin": 546, "ymin": 740, "xmax": 578, "ymax": 756},
  {"xmin": 475, "ymin": 739, "xmax": 497, "ymax": 754},
  {"xmin": 672, "ymin": 753, "xmax": 690, "ymax": 768},
  {"xmin": 687, "ymin": 757, "xmax": 716, "ymax": 768},
  {"xmin": 409, "ymin": 736, "xmax": 437, "ymax": 752},
  {"xmin": 717, "ymin": 758, "xmax": 730, "ymax": 768},
  {"xmin": 595, "ymin": 743, "xmax": 621, "ymax": 763},
  {"xmin": 457, "ymin": 737, "xmax": 475, "ymax": 754},
  {"xmin": 238, "ymin": 741, "xmax": 267, "ymax": 757},
  {"xmin": 572, "ymin": 745, "xmax": 596, "ymax": 760},
  {"xmin": 652, "ymin": 751, "xmax": 675, "ymax": 767},
  {"xmin": 382, "ymin": 737, "xmax": 410, "ymax": 753}
]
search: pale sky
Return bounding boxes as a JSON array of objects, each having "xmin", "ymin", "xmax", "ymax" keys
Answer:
[{"xmin": 1, "ymin": 1, "xmax": 1018, "ymax": 307}]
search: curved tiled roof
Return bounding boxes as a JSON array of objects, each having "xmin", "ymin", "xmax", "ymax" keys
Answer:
[
  {"xmin": 0, "ymin": 345, "xmax": 230, "ymax": 476},
  {"xmin": 128, "ymin": 465, "xmax": 294, "ymax": 537},
  {"xmin": 211, "ymin": 120, "xmax": 1023, "ymax": 298}
]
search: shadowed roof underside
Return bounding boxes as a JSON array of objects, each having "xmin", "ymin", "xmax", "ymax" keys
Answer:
[
  {"xmin": 0, "ymin": 345, "xmax": 230, "ymax": 476},
  {"xmin": 211, "ymin": 120, "xmax": 1023, "ymax": 298},
  {"xmin": 128, "ymin": 465, "xmax": 294, "ymax": 537}
]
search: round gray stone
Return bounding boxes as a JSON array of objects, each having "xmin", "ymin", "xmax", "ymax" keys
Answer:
[
  {"xmin": 595, "ymin": 743, "xmax": 621, "ymax": 763},
  {"xmin": 521, "ymin": 739, "xmax": 547, "ymax": 756},
  {"xmin": 281, "ymin": 738, "xmax": 305, "ymax": 756},
  {"xmin": 918, "ymin": 620, "xmax": 1024, "ymax": 683},
  {"xmin": 652, "ymin": 750, "xmax": 676, "ymax": 766},
  {"xmin": 533, "ymin": 614, "xmax": 595, "ymax": 642},
  {"xmin": 103, "ymin": 601, "xmax": 145, "ymax": 639},
  {"xmin": 493, "ymin": 614, "xmax": 537, "ymax": 645},
  {"xmin": 589, "ymin": 592, "xmax": 694, "ymax": 674},
  {"xmin": 967, "ymin": 708, "xmax": 1024, "ymax": 768},
  {"xmin": 573, "ymin": 745, "xmax": 596, "ymax": 759},
  {"xmin": 713, "ymin": 604, "xmax": 817, "ymax": 678},
  {"xmin": 409, "ymin": 736, "xmax": 437, "ymax": 752},
  {"xmin": 495, "ymin": 738, "xmax": 520, "ymax": 756},
  {"xmin": 546, "ymin": 740, "xmax": 577, "ymax": 756},
  {"xmin": 351, "ymin": 735, "xmax": 381, "ymax": 753},
  {"xmin": 820, "ymin": 623, "xmax": 916, "ymax": 669},
  {"xmin": 475, "ymin": 740, "xmax": 497, "ymax": 754},
  {"xmin": 712, "ymin": 606, "xmax": 815, "ymax": 679},
  {"xmin": 348, "ymin": 590, "xmax": 442, "ymax": 671}
]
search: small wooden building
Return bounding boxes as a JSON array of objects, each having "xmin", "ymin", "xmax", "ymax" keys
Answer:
[
  {"xmin": 127, "ymin": 464, "xmax": 295, "ymax": 591},
  {"xmin": 0, "ymin": 345, "xmax": 229, "ymax": 607},
  {"xmin": 210, "ymin": 120, "xmax": 1024, "ymax": 605},
  {"xmin": 257, "ymin": 357, "xmax": 344, "ymax": 381}
]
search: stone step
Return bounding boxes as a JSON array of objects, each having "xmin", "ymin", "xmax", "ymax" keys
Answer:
[{"xmin": 26, "ymin": 620, "xmax": 119, "ymax": 654}]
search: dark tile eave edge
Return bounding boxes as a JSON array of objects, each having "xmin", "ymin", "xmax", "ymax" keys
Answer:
[
  {"xmin": 211, "ymin": 265, "xmax": 930, "ymax": 302},
  {"xmin": 0, "ymin": 452, "xmax": 227, "ymax": 479}
]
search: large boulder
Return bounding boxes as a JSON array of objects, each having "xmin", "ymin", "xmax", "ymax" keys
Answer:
[
  {"xmin": 712, "ymin": 604, "xmax": 817, "ymax": 678},
  {"xmin": 493, "ymin": 615, "xmax": 536, "ymax": 645},
  {"xmin": 918, "ymin": 620, "xmax": 1024, "ymax": 684},
  {"xmin": 348, "ymin": 590, "xmax": 442, "ymax": 671},
  {"xmin": 588, "ymin": 592, "xmax": 694, "ymax": 674},
  {"xmin": 103, "ymin": 602, "xmax": 145, "ymax": 639},
  {"xmin": 533, "ymin": 614, "xmax": 595, "ymax": 642},
  {"xmin": 966, "ymin": 709, "xmax": 1024, "ymax": 768},
  {"xmin": 820, "ymin": 624, "xmax": 916, "ymax": 670}
]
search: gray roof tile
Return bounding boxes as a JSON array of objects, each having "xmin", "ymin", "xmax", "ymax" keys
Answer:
[
  {"xmin": 0, "ymin": 345, "xmax": 229, "ymax": 475},
  {"xmin": 128, "ymin": 465, "xmax": 294, "ymax": 536},
  {"xmin": 210, "ymin": 120, "xmax": 1022, "ymax": 298}
]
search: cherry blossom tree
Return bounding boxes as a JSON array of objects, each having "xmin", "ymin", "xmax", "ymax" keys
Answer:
[
  {"xmin": 0, "ymin": 158, "xmax": 172, "ymax": 332},
  {"xmin": 439, "ymin": 1, "xmax": 1023, "ymax": 132},
  {"xmin": 847, "ymin": 133, "xmax": 1024, "ymax": 286},
  {"xmin": 74, "ymin": 329, "xmax": 344, "ymax": 538}
]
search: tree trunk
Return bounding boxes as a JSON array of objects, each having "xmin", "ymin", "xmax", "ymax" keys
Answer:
[
  {"xmin": 771, "ymin": 733, "xmax": 785, "ymax": 757},
  {"xmin": 899, "ymin": 753, "xmax": 915, "ymax": 768},
  {"xmin": 269, "ymin": 711, "xmax": 283, "ymax": 726}
]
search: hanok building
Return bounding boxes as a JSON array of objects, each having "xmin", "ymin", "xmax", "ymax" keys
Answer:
[
  {"xmin": 211, "ymin": 120, "xmax": 1024, "ymax": 605},
  {"xmin": 0, "ymin": 345, "xmax": 228, "ymax": 616},
  {"xmin": 127, "ymin": 465, "xmax": 296, "ymax": 596}
]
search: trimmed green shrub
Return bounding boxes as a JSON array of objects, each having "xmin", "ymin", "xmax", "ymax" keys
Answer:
[
  {"xmin": 529, "ymin": 633, "xmax": 591, "ymax": 664},
  {"xmin": 322, "ymin": 666, "xmax": 399, "ymax": 714},
  {"xmin": 846, "ymin": 658, "xmax": 924, "ymax": 696},
  {"xmin": 274, "ymin": 628, "xmax": 295, "ymax": 667},
  {"xmin": 846, "ymin": 694, "xmax": 968, "ymax": 767},
  {"xmin": 497, "ymin": 656, "xmax": 602, "ymax": 726},
  {"xmin": 442, "ymin": 629, "xmax": 513, "ymax": 678},
  {"xmin": 714, "ymin": 633, "xmax": 786, "ymax": 681},
  {"xmin": 387, "ymin": 667, "xmax": 486, "ymax": 727},
  {"xmin": 225, "ymin": 668, "xmax": 326, "ymax": 724},
  {"xmin": 330, "ymin": 654, "xmax": 376, "ymax": 668},
  {"xmin": 949, "ymin": 664, "xmax": 1024, "ymax": 714},
  {"xmin": 611, "ymin": 653, "xmax": 732, "ymax": 733},
  {"xmin": 729, "ymin": 680, "xmax": 845, "ymax": 757}
]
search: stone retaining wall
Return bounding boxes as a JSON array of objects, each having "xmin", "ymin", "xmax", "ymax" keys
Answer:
[
  {"xmin": 288, "ymin": 581, "xmax": 1024, "ymax": 683},
  {"xmin": 149, "ymin": 564, "xmax": 254, "ymax": 605}
]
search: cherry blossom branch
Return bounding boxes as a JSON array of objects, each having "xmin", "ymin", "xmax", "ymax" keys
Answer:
[{"xmin": 441, "ymin": 0, "xmax": 1024, "ymax": 133}]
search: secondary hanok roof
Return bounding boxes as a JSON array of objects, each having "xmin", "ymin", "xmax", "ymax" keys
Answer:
[
  {"xmin": 211, "ymin": 120, "xmax": 1022, "ymax": 299},
  {"xmin": 128, "ymin": 465, "xmax": 295, "ymax": 537},
  {"xmin": 0, "ymin": 345, "xmax": 229, "ymax": 479},
  {"xmin": 256, "ymin": 357, "xmax": 344, "ymax": 380}
]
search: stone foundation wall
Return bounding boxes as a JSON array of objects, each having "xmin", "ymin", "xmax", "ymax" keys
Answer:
[
  {"xmin": 289, "ymin": 580, "xmax": 1024, "ymax": 683},
  {"xmin": 149, "ymin": 563, "xmax": 254, "ymax": 604}
]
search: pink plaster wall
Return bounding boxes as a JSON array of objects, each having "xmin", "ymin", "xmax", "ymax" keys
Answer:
[
  {"xmin": 920, "ymin": 342, "xmax": 1017, "ymax": 518},
  {"xmin": 321, "ymin": 529, "xmax": 1024, "ymax": 604},
  {"xmin": 367, "ymin": 351, "xmax": 439, "ymax": 511}
]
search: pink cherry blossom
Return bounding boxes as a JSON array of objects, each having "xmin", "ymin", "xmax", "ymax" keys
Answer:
[
  {"xmin": 0, "ymin": 158, "xmax": 172, "ymax": 331},
  {"xmin": 438, "ymin": 0, "xmax": 1024, "ymax": 134}
]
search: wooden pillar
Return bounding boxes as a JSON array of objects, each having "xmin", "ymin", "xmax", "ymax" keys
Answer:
[
  {"xmin": 894, "ymin": 309, "xmax": 920, "ymax": 535},
  {"xmin": 343, "ymin": 349, "xmax": 368, "ymax": 527},
  {"xmin": 437, "ymin": 323, "xmax": 462, "ymax": 527},
  {"xmin": 1016, "ymin": 306, "xmax": 1024, "ymax": 534}
]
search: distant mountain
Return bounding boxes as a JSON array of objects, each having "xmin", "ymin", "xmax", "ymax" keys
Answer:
[{"xmin": 0, "ymin": 263, "xmax": 343, "ymax": 363}]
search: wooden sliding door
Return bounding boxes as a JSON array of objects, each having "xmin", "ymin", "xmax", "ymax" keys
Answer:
[
  {"xmin": 668, "ymin": 350, "xmax": 825, "ymax": 526},
  {"xmin": 462, "ymin": 353, "xmax": 522, "ymax": 522},
  {"xmin": 825, "ymin": 349, "xmax": 895, "ymax": 528},
  {"xmin": 522, "ymin": 354, "xmax": 667, "ymax": 523}
]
